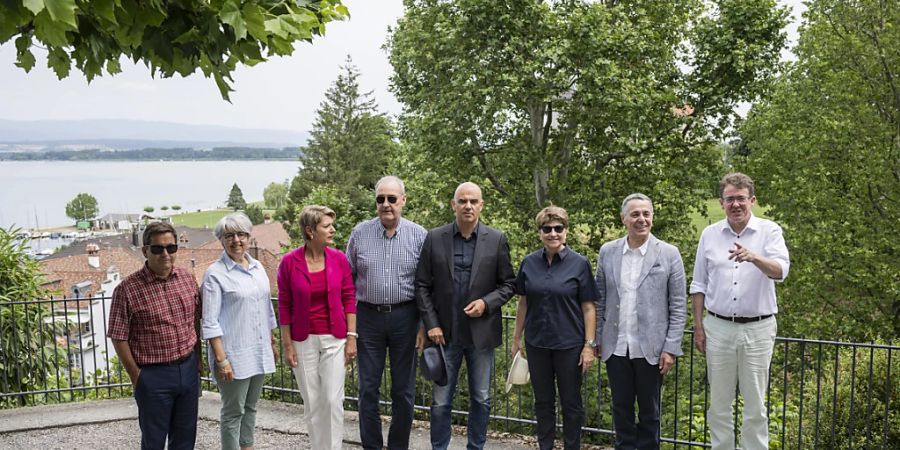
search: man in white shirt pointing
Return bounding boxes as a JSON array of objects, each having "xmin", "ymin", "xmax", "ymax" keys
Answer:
[{"xmin": 691, "ymin": 172, "xmax": 790, "ymax": 450}]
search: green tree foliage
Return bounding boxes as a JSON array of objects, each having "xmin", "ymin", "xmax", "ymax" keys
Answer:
[
  {"xmin": 64, "ymin": 192, "xmax": 98, "ymax": 222},
  {"xmin": 143, "ymin": 206, "xmax": 154, "ymax": 213},
  {"xmin": 245, "ymin": 204, "xmax": 265, "ymax": 225},
  {"xmin": 739, "ymin": 0, "xmax": 900, "ymax": 340},
  {"xmin": 284, "ymin": 56, "xmax": 396, "ymax": 241},
  {"xmin": 289, "ymin": 56, "xmax": 395, "ymax": 205},
  {"xmin": 387, "ymin": 0, "xmax": 787, "ymax": 255},
  {"xmin": 171, "ymin": 205, "xmax": 182, "ymax": 211},
  {"xmin": 263, "ymin": 181, "xmax": 289, "ymax": 209},
  {"xmin": 160, "ymin": 205, "xmax": 169, "ymax": 211},
  {"xmin": 0, "ymin": 227, "xmax": 61, "ymax": 407},
  {"xmin": 1, "ymin": 0, "xmax": 348, "ymax": 99},
  {"xmin": 227, "ymin": 183, "xmax": 247, "ymax": 211}
]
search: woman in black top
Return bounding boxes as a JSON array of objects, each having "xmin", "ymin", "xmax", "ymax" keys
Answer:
[{"xmin": 511, "ymin": 205, "xmax": 597, "ymax": 450}]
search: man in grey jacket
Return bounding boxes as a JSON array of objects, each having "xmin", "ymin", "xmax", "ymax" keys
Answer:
[{"xmin": 595, "ymin": 193, "xmax": 687, "ymax": 450}]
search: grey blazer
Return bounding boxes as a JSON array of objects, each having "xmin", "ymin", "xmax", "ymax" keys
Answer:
[
  {"xmin": 415, "ymin": 222, "xmax": 516, "ymax": 349},
  {"xmin": 595, "ymin": 234, "xmax": 687, "ymax": 365}
]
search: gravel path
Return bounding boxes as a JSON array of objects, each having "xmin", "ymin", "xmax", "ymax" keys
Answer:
[{"xmin": 0, "ymin": 418, "xmax": 354, "ymax": 449}]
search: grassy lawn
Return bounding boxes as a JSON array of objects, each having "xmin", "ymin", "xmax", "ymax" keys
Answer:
[
  {"xmin": 168, "ymin": 202, "xmax": 275, "ymax": 229},
  {"xmin": 690, "ymin": 198, "xmax": 769, "ymax": 234},
  {"xmin": 169, "ymin": 209, "xmax": 232, "ymax": 228}
]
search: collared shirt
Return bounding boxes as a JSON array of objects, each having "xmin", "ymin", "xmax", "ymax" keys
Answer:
[
  {"xmin": 614, "ymin": 238, "xmax": 649, "ymax": 358},
  {"xmin": 452, "ymin": 222, "xmax": 479, "ymax": 348},
  {"xmin": 201, "ymin": 252, "xmax": 277, "ymax": 380},
  {"xmin": 108, "ymin": 264, "xmax": 199, "ymax": 366},
  {"xmin": 515, "ymin": 246, "xmax": 596, "ymax": 349},
  {"xmin": 690, "ymin": 214, "xmax": 790, "ymax": 317},
  {"xmin": 346, "ymin": 217, "xmax": 426, "ymax": 305}
]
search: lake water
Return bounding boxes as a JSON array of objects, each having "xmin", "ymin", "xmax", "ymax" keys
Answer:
[{"xmin": 0, "ymin": 160, "xmax": 300, "ymax": 229}]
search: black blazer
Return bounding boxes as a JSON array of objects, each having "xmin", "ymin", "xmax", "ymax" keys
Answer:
[{"xmin": 415, "ymin": 222, "xmax": 516, "ymax": 349}]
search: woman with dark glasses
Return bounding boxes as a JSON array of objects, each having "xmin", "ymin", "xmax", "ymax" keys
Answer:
[
  {"xmin": 511, "ymin": 206, "xmax": 597, "ymax": 450},
  {"xmin": 277, "ymin": 205, "xmax": 357, "ymax": 450},
  {"xmin": 200, "ymin": 212, "xmax": 278, "ymax": 450}
]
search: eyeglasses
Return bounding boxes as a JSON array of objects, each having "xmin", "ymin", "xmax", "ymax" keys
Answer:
[
  {"xmin": 222, "ymin": 232, "xmax": 250, "ymax": 241},
  {"xmin": 540, "ymin": 225, "xmax": 566, "ymax": 234},
  {"xmin": 724, "ymin": 196, "xmax": 750, "ymax": 205},
  {"xmin": 146, "ymin": 244, "xmax": 178, "ymax": 255},
  {"xmin": 376, "ymin": 195, "xmax": 399, "ymax": 204}
]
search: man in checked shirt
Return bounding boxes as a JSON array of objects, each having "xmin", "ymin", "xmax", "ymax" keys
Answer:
[
  {"xmin": 108, "ymin": 221, "xmax": 201, "ymax": 450},
  {"xmin": 346, "ymin": 175, "xmax": 427, "ymax": 450}
]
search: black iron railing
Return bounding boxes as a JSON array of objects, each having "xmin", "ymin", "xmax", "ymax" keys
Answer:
[{"xmin": 1, "ymin": 296, "xmax": 897, "ymax": 448}]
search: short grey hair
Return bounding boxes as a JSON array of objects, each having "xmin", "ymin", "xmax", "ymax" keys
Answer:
[
  {"xmin": 375, "ymin": 175, "xmax": 406, "ymax": 194},
  {"xmin": 214, "ymin": 212, "xmax": 253, "ymax": 240},
  {"xmin": 620, "ymin": 193, "xmax": 654, "ymax": 217}
]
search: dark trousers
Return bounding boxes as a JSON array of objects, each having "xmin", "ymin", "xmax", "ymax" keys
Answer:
[
  {"xmin": 134, "ymin": 351, "xmax": 200, "ymax": 450},
  {"xmin": 526, "ymin": 344, "xmax": 585, "ymax": 450},
  {"xmin": 356, "ymin": 301, "xmax": 419, "ymax": 450},
  {"xmin": 605, "ymin": 355, "xmax": 663, "ymax": 450}
]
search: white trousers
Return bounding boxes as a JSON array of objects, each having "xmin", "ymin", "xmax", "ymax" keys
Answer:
[
  {"xmin": 704, "ymin": 315, "xmax": 776, "ymax": 450},
  {"xmin": 292, "ymin": 335, "xmax": 346, "ymax": 450}
]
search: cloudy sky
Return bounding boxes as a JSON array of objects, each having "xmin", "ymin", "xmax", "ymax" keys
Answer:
[{"xmin": 0, "ymin": 0, "xmax": 805, "ymax": 134}]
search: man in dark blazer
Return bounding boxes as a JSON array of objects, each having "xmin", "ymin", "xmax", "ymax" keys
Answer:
[
  {"xmin": 416, "ymin": 181, "xmax": 516, "ymax": 450},
  {"xmin": 595, "ymin": 193, "xmax": 687, "ymax": 450}
]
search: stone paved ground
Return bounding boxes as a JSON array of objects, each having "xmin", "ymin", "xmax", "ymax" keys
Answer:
[
  {"xmin": 0, "ymin": 393, "xmax": 547, "ymax": 450},
  {"xmin": 0, "ymin": 419, "xmax": 320, "ymax": 449}
]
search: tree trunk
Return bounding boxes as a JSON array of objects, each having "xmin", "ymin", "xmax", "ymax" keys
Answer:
[{"xmin": 529, "ymin": 100, "xmax": 550, "ymax": 209}]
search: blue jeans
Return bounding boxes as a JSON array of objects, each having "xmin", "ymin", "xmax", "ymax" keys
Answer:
[
  {"xmin": 356, "ymin": 301, "xmax": 419, "ymax": 450},
  {"xmin": 430, "ymin": 343, "xmax": 494, "ymax": 450}
]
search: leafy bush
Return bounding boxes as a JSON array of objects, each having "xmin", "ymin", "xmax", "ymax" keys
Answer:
[{"xmin": 0, "ymin": 227, "xmax": 64, "ymax": 407}]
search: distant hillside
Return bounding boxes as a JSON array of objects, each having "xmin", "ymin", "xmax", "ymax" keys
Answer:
[
  {"xmin": 0, "ymin": 147, "xmax": 300, "ymax": 161},
  {"xmin": 0, "ymin": 118, "xmax": 308, "ymax": 150}
]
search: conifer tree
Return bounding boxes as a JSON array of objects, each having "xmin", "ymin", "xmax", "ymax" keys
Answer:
[{"xmin": 227, "ymin": 183, "xmax": 247, "ymax": 211}]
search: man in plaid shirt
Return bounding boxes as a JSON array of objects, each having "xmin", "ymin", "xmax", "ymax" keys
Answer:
[
  {"xmin": 346, "ymin": 176, "xmax": 427, "ymax": 450},
  {"xmin": 108, "ymin": 221, "xmax": 201, "ymax": 450}
]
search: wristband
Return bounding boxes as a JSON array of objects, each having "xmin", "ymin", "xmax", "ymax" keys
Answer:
[
  {"xmin": 347, "ymin": 331, "xmax": 359, "ymax": 338},
  {"xmin": 215, "ymin": 359, "xmax": 231, "ymax": 369}
]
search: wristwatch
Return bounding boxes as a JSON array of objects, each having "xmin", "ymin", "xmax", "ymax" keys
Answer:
[{"xmin": 584, "ymin": 339, "xmax": 596, "ymax": 347}]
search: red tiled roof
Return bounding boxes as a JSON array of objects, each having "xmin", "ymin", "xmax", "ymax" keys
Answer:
[
  {"xmin": 40, "ymin": 228, "xmax": 286, "ymax": 302},
  {"xmin": 41, "ymin": 248, "xmax": 144, "ymax": 299},
  {"xmin": 249, "ymin": 221, "xmax": 291, "ymax": 256}
]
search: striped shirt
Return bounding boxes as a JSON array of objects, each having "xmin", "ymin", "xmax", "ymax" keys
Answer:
[
  {"xmin": 201, "ymin": 252, "xmax": 277, "ymax": 380},
  {"xmin": 346, "ymin": 217, "xmax": 426, "ymax": 305},
  {"xmin": 108, "ymin": 264, "xmax": 199, "ymax": 366}
]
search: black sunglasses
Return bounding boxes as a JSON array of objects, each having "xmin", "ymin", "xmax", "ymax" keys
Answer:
[
  {"xmin": 376, "ymin": 195, "xmax": 399, "ymax": 204},
  {"xmin": 540, "ymin": 225, "xmax": 566, "ymax": 234},
  {"xmin": 147, "ymin": 244, "xmax": 179, "ymax": 255}
]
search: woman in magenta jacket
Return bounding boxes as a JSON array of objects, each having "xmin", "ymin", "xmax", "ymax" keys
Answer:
[{"xmin": 277, "ymin": 204, "xmax": 357, "ymax": 450}]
